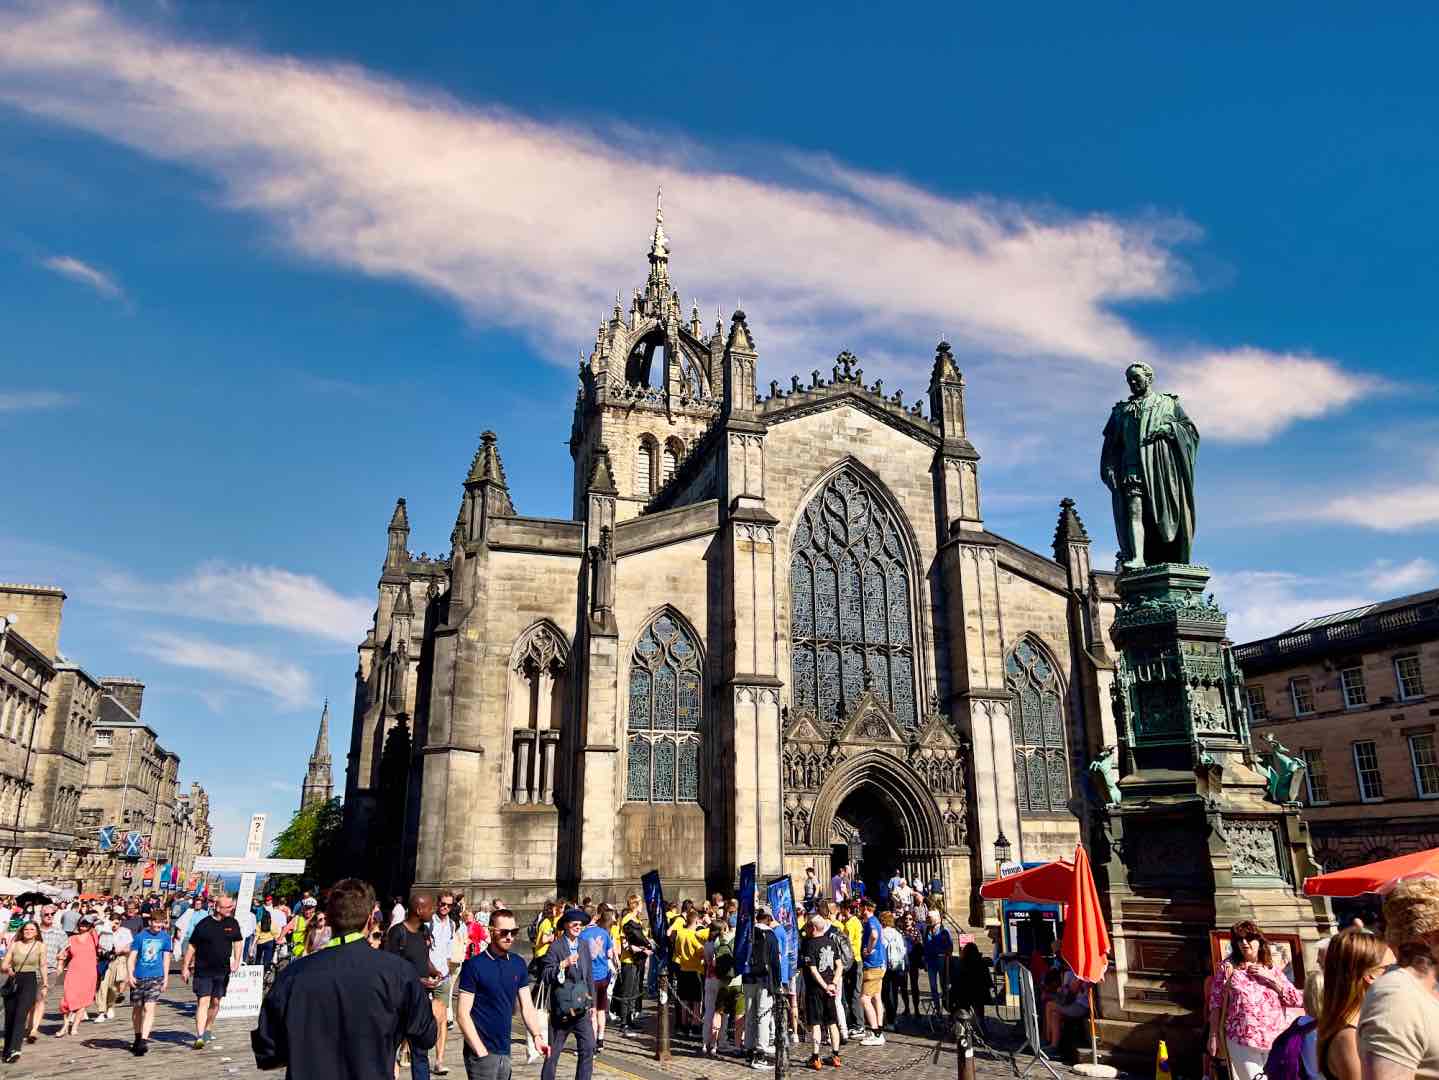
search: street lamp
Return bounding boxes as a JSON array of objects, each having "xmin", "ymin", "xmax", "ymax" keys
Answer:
[{"xmin": 994, "ymin": 829, "xmax": 1012, "ymax": 871}]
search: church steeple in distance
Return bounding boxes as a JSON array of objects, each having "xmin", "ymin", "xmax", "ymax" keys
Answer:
[{"xmin": 300, "ymin": 699, "xmax": 333, "ymax": 811}]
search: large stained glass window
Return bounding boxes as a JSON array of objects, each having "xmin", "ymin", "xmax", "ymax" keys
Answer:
[
  {"xmin": 626, "ymin": 613, "xmax": 703, "ymax": 803},
  {"xmin": 1006, "ymin": 639, "xmax": 1068, "ymax": 814},
  {"xmin": 790, "ymin": 469, "xmax": 917, "ymax": 727}
]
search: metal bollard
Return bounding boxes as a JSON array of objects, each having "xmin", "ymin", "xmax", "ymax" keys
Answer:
[
  {"xmin": 956, "ymin": 1010, "xmax": 976, "ymax": 1080},
  {"xmin": 656, "ymin": 968, "xmax": 672, "ymax": 1062},
  {"xmin": 775, "ymin": 988, "xmax": 791, "ymax": 1080}
]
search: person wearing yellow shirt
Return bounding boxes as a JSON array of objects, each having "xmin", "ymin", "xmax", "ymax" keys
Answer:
[
  {"xmin": 670, "ymin": 908, "xmax": 710, "ymax": 1039},
  {"xmin": 524, "ymin": 900, "xmax": 559, "ymax": 1066},
  {"xmin": 841, "ymin": 901, "xmax": 864, "ymax": 1036}
]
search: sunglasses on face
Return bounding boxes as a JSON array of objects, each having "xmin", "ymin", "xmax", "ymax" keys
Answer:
[{"xmin": 492, "ymin": 927, "xmax": 518, "ymax": 938}]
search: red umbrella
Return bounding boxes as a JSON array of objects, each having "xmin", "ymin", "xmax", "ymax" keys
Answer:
[
  {"xmin": 1061, "ymin": 843, "xmax": 1110, "ymax": 984},
  {"xmin": 979, "ymin": 859, "xmax": 1075, "ymax": 903},
  {"xmin": 1303, "ymin": 846, "xmax": 1439, "ymax": 897}
]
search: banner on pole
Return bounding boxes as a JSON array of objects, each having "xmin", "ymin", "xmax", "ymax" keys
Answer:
[
  {"xmin": 766, "ymin": 874, "xmax": 798, "ymax": 985},
  {"xmin": 641, "ymin": 869, "xmax": 668, "ymax": 966},
  {"xmin": 735, "ymin": 862, "xmax": 756, "ymax": 974}
]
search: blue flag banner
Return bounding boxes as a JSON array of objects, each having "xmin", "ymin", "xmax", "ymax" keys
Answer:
[
  {"xmin": 157, "ymin": 863, "xmax": 171, "ymax": 889},
  {"xmin": 122, "ymin": 831, "xmax": 144, "ymax": 858},
  {"xmin": 641, "ymin": 869, "xmax": 668, "ymax": 966},
  {"xmin": 766, "ymin": 874, "xmax": 798, "ymax": 985},
  {"xmin": 97, "ymin": 825, "xmax": 115, "ymax": 852},
  {"xmin": 735, "ymin": 862, "xmax": 756, "ymax": 974}
]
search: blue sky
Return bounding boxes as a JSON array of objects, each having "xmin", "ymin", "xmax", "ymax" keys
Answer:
[{"xmin": 2, "ymin": 2, "xmax": 1437, "ymax": 854}]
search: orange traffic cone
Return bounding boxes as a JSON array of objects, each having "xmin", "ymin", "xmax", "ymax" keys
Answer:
[{"xmin": 1155, "ymin": 1040, "xmax": 1170, "ymax": 1080}]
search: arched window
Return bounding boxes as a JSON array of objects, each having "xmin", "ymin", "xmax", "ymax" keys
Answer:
[
  {"xmin": 508, "ymin": 625, "xmax": 568, "ymax": 805},
  {"xmin": 626, "ymin": 613, "xmax": 703, "ymax": 803},
  {"xmin": 1006, "ymin": 639, "xmax": 1068, "ymax": 814},
  {"xmin": 662, "ymin": 439, "xmax": 681, "ymax": 484},
  {"xmin": 790, "ymin": 468, "xmax": 917, "ymax": 727},
  {"xmin": 635, "ymin": 439, "xmax": 656, "ymax": 496}
]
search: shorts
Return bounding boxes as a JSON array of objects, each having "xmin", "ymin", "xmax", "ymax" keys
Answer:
[
  {"xmin": 862, "ymin": 967, "xmax": 884, "ymax": 996},
  {"xmin": 131, "ymin": 977, "xmax": 164, "ymax": 1004},
  {"xmin": 804, "ymin": 984, "xmax": 839, "ymax": 1028},
  {"xmin": 431, "ymin": 975, "xmax": 452, "ymax": 1001},
  {"xmin": 194, "ymin": 973, "xmax": 230, "ymax": 1000},
  {"xmin": 678, "ymin": 969, "xmax": 703, "ymax": 1004},
  {"xmin": 594, "ymin": 976, "xmax": 610, "ymax": 1011},
  {"xmin": 715, "ymin": 984, "xmax": 745, "ymax": 1017}
]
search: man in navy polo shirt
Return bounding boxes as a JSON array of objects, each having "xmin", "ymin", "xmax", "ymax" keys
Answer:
[{"xmin": 455, "ymin": 908, "xmax": 549, "ymax": 1080}]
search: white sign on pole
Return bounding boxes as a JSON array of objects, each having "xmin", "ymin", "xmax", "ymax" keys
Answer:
[{"xmin": 215, "ymin": 964, "xmax": 265, "ymax": 1020}]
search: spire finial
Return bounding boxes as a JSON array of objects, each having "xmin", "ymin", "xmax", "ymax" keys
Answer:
[
  {"xmin": 656, "ymin": 185, "xmax": 663, "ymax": 223},
  {"xmin": 649, "ymin": 187, "xmax": 670, "ymax": 265}
]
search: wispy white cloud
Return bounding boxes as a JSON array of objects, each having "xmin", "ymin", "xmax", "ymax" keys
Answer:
[
  {"xmin": 99, "ymin": 562, "xmax": 371, "ymax": 645},
  {"xmin": 0, "ymin": 2, "xmax": 1376, "ymax": 443},
  {"xmin": 0, "ymin": 390, "xmax": 71, "ymax": 411},
  {"xmin": 136, "ymin": 631, "xmax": 315, "ymax": 708},
  {"xmin": 1172, "ymin": 347, "xmax": 1381, "ymax": 443},
  {"xmin": 1213, "ymin": 557, "xmax": 1439, "ymax": 644},
  {"xmin": 1306, "ymin": 484, "xmax": 1439, "ymax": 532},
  {"xmin": 40, "ymin": 253, "xmax": 122, "ymax": 299}
]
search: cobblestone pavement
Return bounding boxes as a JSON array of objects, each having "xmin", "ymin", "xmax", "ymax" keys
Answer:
[{"xmin": 9, "ymin": 981, "xmax": 1084, "ymax": 1080}]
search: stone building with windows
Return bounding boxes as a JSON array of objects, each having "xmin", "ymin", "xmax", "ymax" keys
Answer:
[
  {"xmin": 1235, "ymin": 587, "xmax": 1439, "ymax": 876},
  {"xmin": 343, "ymin": 203, "xmax": 1124, "ymax": 924},
  {"xmin": 0, "ymin": 596, "xmax": 55, "ymax": 876}
]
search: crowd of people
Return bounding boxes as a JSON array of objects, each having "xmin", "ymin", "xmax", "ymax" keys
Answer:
[
  {"xmin": 1205, "ymin": 881, "xmax": 1439, "ymax": 1080},
  {"xmin": 6, "ymin": 869, "xmax": 1437, "ymax": 1080},
  {"xmin": 0, "ymin": 890, "xmax": 245, "ymax": 1062}
]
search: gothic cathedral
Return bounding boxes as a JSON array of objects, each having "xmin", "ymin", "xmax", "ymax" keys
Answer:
[{"xmin": 342, "ymin": 201, "xmax": 1124, "ymax": 927}]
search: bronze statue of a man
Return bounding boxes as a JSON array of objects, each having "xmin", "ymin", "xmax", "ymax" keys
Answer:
[{"xmin": 1100, "ymin": 362, "xmax": 1199, "ymax": 569}]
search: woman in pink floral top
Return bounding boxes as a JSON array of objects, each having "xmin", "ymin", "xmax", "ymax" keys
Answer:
[{"xmin": 1207, "ymin": 921, "xmax": 1303, "ymax": 1080}]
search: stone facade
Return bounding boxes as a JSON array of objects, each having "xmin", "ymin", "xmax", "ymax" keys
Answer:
[
  {"xmin": 1236, "ymin": 587, "xmax": 1439, "ymax": 878},
  {"xmin": 343, "ymin": 203, "xmax": 1125, "ymax": 929},
  {"xmin": 0, "ymin": 599, "xmax": 55, "ymax": 876}
]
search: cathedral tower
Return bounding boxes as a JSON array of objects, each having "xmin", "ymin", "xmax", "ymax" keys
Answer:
[{"xmin": 301, "ymin": 699, "xmax": 333, "ymax": 810}]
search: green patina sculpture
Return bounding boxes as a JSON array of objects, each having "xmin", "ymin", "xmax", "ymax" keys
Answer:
[
  {"xmin": 1101, "ymin": 362, "xmax": 1200, "ymax": 570},
  {"xmin": 1261, "ymin": 733, "xmax": 1307, "ymax": 805},
  {"xmin": 1088, "ymin": 745, "xmax": 1122, "ymax": 807}
]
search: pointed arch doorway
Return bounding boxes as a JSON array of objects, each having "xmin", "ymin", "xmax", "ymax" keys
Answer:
[{"xmin": 831, "ymin": 783, "xmax": 908, "ymax": 899}]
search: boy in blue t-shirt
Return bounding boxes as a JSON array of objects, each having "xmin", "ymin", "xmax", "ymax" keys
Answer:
[
  {"xmin": 858, "ymin": 898, "xmax": 887, "ymax": 1045},
  {"xmin": 576, "ymin": 911, "xmax": 619, "ymax": 1048},
  {"xmin": 128, "ymin": 911, "xmax": 174, "ymax": 1056}
]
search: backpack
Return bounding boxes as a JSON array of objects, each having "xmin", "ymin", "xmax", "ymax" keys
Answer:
[
  {"xmin": 528, "ymin": 912, "xmax": 543, "ymax": 945},
  {"xmin": 713, "ymin": 936, "xmax": 736, "ymax": 981},
  {"xmin": 747, "ymin": 927, "xmax": 772, "ymax": 981},
  {"xmin": 1263, "ymin": 1015, "xmax": 1318, "ymax": 1080},
  {"xmin": 260, "ymin": 908, "xmax": 272, "ymax": 934},
  {"xmin": 828, "ymin": 926, "xmax": 855, "ymax": 971}
]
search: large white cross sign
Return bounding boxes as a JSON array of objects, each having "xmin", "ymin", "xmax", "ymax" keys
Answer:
[{"xmin": 192, "ymin": 813, "xmax": 305, "ymax": 914}]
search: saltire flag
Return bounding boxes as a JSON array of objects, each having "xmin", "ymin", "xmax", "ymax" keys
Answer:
[
  {"xmin": 97, "ymin": 825, "xmax": 115, "ymax": 852},
  {"xmin": 766, "ymin": 874, "xmax": 798, "ymax": 985},
  {"xmin": 735, "ymin": 862, "xmax": 756, "ymax": 974}
]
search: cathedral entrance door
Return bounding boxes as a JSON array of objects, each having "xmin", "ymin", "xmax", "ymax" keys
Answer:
[{"xmin": 836, "ymin": 784, "xmax": 905, "ymax": 902}]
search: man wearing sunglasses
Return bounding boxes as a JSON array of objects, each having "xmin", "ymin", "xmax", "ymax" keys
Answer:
[{"xmin": 456, "ymin": 910, "xmax": 548, "ymax": 1080}]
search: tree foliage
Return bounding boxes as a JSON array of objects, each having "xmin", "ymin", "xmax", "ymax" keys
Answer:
[{"xmin": 263, "ymin": 796, "xmax": 344, "ymax": 900}]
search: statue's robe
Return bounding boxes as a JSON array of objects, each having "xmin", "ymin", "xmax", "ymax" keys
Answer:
[{"xmin": 1101, "ymin": 391, "xmax": 1199, "ymax": 565}]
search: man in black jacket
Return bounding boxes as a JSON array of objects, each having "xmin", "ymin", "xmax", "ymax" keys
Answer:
[
  {"xmin": 742, "ymin": 906, "xmax": 784, "ymax": 1069},
  {"xmin": 252, "ymin": 878, "xmax": 437, "ymax": 1080},
  {"xmin": 539, "ymin": 908, "xmax": 595, "ymax": 1080}
]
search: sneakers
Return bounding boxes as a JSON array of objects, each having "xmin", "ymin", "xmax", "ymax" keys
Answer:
[
  {"xmin": 751, "ymin": 1054, "xmax": 773, "ymax": 1070},
  {"xmin": 809, "ymin": 1054, "xmax": 823, "ymax": 1071},
  {"xmin": 131, "ymin": 1037, "xmax": 148, "ymax": 1057},
  {"xmin": 824, "ymin": 1053, "xmax": 842, "ymax": 1068},
  {"xmin": 861, "ymin": 1032, "xmax": 885, "ymax": 1046}
]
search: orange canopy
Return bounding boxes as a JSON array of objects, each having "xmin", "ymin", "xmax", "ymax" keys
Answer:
[
  {"xmin": 978, "ymin": 845, "xmax": 1111, "ymax": 984},
  {"xmin": 979, "ymin": 858, "xmax": 1075, "ymax": 903},
  {"xmin": 1061, "ymin": 843, "xmax": 1111, "ymax": 984},
  {"xmin": 1303, "ymin": 846, "xmax": 1439, "ymax": 897}
]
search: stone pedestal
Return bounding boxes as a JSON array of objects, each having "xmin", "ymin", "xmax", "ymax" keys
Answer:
[{"xmin": 1093, "ymin": 565, "xmax": 1330, "ymax": 1068}]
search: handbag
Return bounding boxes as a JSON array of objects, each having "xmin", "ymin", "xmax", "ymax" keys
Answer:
[
  {"xmin": 551, "ymin": 943, "xmax": 594, "ymax": 1024},
  {"xmin": 449, "ymin": 927, "xmax": 467, "ymax": 969}
]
